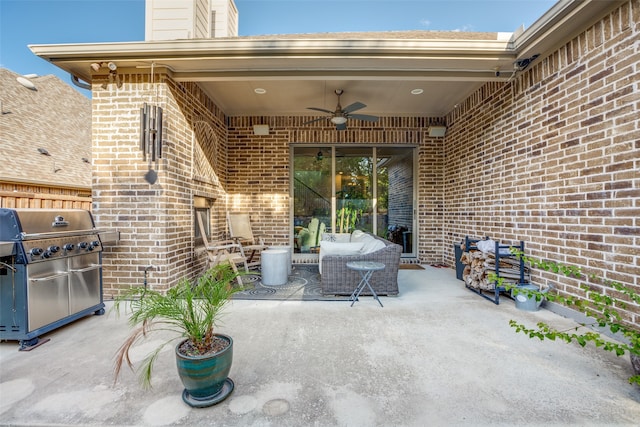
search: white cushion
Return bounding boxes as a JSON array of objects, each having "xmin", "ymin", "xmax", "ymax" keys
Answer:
[
  {"xmin": 350, "ymin": 229, "xmax": 369, "ymax": 243},
  {"xmin": 361, "ymin": 237, "xmax": 386, "ymax": 254},
  {"xmin": 319, "ymin": 241, "xmax": 365, "ymax": 274}
]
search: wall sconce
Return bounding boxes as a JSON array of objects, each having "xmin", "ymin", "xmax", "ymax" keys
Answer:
[
  {"xmin": 428, "ymin": 126, "xmax": 447, "ymax": 137},
  {"xmin": 253, "ymin": 124, "xmax": 269, "ymax": 135},
  {"xmin": 140, "ymin": 103, "xmax": 163, "ymax": 161},
  {"xmin": 316, "ymin": 150, "xmax": 323, "ymax": 161}
]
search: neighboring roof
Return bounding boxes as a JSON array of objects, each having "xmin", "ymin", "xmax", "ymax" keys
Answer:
[{"xmin": 0, "ymin": 68, "xmax": 92, "ymax": 189}]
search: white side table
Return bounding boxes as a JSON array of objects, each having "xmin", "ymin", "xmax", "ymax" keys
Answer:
[
  {"xmin": 268, "ymin": 245, "xmax": 292, "ymax": 274},
  {"xmin": 261, "ymin": 249, "xmax": 289, "ymax": 285}
]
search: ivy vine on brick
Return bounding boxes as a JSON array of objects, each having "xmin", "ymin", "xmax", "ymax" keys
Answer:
[{"xmin": 489, "ymin": 249, "xmax": 640, "ymax": 385}]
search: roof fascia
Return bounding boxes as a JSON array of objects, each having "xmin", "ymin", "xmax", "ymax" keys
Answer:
[
  {"xmin": 512, "ymin": 0, "xmax": 626, "ymax": 59},
  {"xmin": 30, "ymin": 37, "xmax": 512, "ymax": 60},
  {"xmin": 30, "ymin": 37, "xmax": 516, "ymax": 85}
]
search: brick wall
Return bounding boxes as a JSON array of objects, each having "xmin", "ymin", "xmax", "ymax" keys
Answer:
[
  {"xmin": 444, "ymin": 1, "xmax": 639, "ymax": 323},
  {"xmin": 92, "ymin": 73, "xmax": 228, "ymax": 298}
]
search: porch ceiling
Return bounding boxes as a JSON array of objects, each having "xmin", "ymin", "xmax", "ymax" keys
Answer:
[{"xmin": 29, "ymin": 0, "xmax": 622, "ymax": 119}]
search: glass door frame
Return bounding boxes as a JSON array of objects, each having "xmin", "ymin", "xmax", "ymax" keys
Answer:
[{"xmin": 290, "ymin": 144, "xmax": 418, "ymax": 259}]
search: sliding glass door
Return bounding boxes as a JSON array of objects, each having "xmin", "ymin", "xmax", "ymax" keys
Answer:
[{"xmin": 292, "ymin": 145, "xmax": 415, "ymax": 256}]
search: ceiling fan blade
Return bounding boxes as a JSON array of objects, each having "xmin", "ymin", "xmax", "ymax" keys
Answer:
[
  {"xmin": 348, "ymin": 114, "xmax": 379, "ymax": 122},
  {"xmin": 342, "ymin": 101, "xmax": 366, "ymax": 114},
  {"xmin": 335, "ymin": 122, "xmax": 347, "ymax": 131},
  {"xmin": 302, "ymin": 117, "xmax": 328, "ymax": 125},
  {"xmin": 307, "ymin": 107, "xmax": 334, "ymax": 114}
]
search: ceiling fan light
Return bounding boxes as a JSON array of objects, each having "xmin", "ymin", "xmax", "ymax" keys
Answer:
[{"xmin": 331, "ymin": 116, "xmax": 348, "ymax": 125}]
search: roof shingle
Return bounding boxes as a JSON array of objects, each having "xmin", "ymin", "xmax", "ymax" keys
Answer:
[{"xmin": 0, "ymin": 68, "xmax": 92, "ymax": 189}]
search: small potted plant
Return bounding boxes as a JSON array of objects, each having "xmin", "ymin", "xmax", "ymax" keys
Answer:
[
  {"xmin": 113, "ymin": 263, "xmax": 240, "ymax": 407},
  {"xmin": 494, "ymin": 250, "xmax": 640, "ymax": 385}
]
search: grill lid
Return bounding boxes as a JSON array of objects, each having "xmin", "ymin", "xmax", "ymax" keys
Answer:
[{"xmin": 0, "ymin": 208, "xmax": 97, "ymax": 241}]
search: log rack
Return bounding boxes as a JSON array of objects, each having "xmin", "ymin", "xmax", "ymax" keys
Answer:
[{"xmin": 462, "ymin": 236, "xmax": 528, "ymax": 305}]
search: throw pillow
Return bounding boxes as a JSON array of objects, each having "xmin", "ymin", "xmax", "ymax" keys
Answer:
[
  {"xmin": 321, "ymin": 233, "xmax": 351, "ymax": 243},
  {"xmin": 318, "ymin": 241, "xmax": 365, "ymax": 274},
  {"xmin": 361, "ymin": 237, "xmax": 386, "ymax": 254},
  {"xmin": 350, "ymin": 229, "xmax": 367, "ymax": 242}
]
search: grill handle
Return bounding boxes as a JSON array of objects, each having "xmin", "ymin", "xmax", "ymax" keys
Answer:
[
  {"xmin": 29, "ymin": 272, "xmax": 69, "ymax": 282},
  {"xmin": 69, "ymin": 264, "xmax": 102, "ymax": 273},
  {"xmin": 20, "ymin": 229, "xmax": 103, "ymax": 240}
]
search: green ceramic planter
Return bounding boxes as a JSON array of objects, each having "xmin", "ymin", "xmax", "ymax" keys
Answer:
[{"xmin": 175, "ymin": 334, "xmax": 234, "ymax": 407}]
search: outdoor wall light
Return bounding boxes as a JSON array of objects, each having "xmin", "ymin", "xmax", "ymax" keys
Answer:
[
  {"xmin": 107, "ymin": 62, "xmax": 118, "ymax": 71},
  {"xmin": 428, "ymin": 126, "xmax": 447, "ymax": 137},
  {"xmin": 90, "ymin": 62, "xmax": 102, "ymax": 72},
  {"xmin": 253, "ymin": 124, "xmax": 269, "ymax": 135}
]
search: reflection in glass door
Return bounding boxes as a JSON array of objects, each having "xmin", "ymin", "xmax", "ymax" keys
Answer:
[
  {"xmin": 292, "ymin": 145, "xmax": 415, "ymax": 256},
  {"xmin": 335, "ymin": 147, "xmax": 373, "ymax": 234},
  {"xmin": 292, "ymin": 147, "xmax": 332, "ymax": 253}
]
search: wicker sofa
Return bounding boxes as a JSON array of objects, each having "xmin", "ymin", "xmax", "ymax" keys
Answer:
[{"xmin": 319, "ymin": 231, "xmax": 402, "ymax": 296}]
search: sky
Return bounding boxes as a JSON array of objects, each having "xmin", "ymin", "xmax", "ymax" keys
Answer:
[{"xmin": 0, "ymin": 0, "xmax": 557, "ymax": 95}]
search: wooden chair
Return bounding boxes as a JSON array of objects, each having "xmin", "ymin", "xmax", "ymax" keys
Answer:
[
  {"xmin": 197, "ymin": 214, "xmax": 248, "ymax": 288},
  {"xmin": 226, "ymin": 212, "xmax": 268, "ymax": 269}
]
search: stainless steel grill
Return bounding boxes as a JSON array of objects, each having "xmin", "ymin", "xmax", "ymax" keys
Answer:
[{"xmin": 0, "ymin": 208, "xmax": 117, "ymax": 349}]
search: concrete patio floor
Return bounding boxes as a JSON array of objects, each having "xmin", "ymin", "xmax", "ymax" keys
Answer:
[{"xmin": 1, "ymin": 265, "xmax": 639, "ymax": 426}]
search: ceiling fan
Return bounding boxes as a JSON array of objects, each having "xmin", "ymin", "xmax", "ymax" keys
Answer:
[{"xmin": 304, "ymin": 89, "xmax": 379, "ymax": 130}]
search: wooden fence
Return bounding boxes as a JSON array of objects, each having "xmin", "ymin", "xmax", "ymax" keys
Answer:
[{"xmin": 0, "ymin": 182, "xmax": 92, "ymax": 210}]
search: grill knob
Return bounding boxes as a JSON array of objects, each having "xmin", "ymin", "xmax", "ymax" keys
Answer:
[
  {"xmin": 30, "ymin": 248, "xmax": 43, "ymax": 256},
  {"xmin": 90, "ymin": 240, "xmax": 101, "ymax": 248},
  {"xmin": 48, "ymin": 245, "xmax": 60, "ymax": 253},
  {"xmin": 78, "ymin": 242, "xmax": 88, "ymax": 249},
  {"xmin": 63, "ymin": 243, "xmax": 75, "ymax": 251},
  {"xmin": 43, "ymin": 251, "xmax": 52, "ymax": 258}
]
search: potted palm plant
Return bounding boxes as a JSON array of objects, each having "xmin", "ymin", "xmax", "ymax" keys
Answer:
[{"xmin": 113, "ymin": 263, "xmax": 239, "ymax": 407}]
